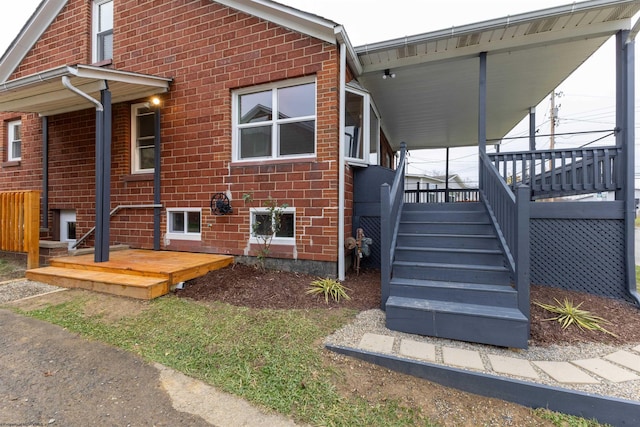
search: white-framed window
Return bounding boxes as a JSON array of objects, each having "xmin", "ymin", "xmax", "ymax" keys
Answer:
[
  {"xmin": 131, "ymin": 103, "xmax": 155, "ymax": 173},
  {"xmin": 249, "ymin": 207, "xmax": 295, "ymax": 244},
  {"xmin": 7, "ymin": 120, "xmax": 21, "ymax": 161},
  {"xmin": 166, "ymin": 208, "xmax": 201, "ymax": 241},
  {"xmin": 92, "ymin": 0, "xmax": 113, "ymax": 63},
  {"xmin": 344, "ymin": 85, "xmax": 381, "ymax": 166},
  {"xmin": 232, "ymin": 77, "xmax": 316, "ymax": 161}
]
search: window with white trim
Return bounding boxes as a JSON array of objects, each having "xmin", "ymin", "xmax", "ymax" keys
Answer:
[
  {"xmin": 233, "ymin": 78, "xmax": 316, "ymax": 161},
  {"xmin": 344, "ymin": 86, "xmax": 381, "ymax": 165},
  {"xmin": 92, "ymin": 0, "xmax": 113, "ymax": 63},
  {"xmin": 250, "ymin": 207, "xmax": 295, "ymax": 244},
  {"xmin": 131, "ymin": 103, "xmax": 155, "ymax": 173},
  {"xmin": 166, "ymin": 209, "xmax": 201, "ymax": 241},
  {"xmin": 7, "ymin": 120, "xmax": 21, "ymax": 161}
]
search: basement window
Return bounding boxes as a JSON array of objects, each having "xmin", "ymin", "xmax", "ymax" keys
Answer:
[
  {"xmin": 249, "ymin": 207, "xmax": 295, "ymax": 244},
  {"xmin": 166, "ymin": 208, "xmax": 201, "ymax": 241}
]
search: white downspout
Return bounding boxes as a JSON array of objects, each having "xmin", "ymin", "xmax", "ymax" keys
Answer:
[
  {"xmin": 61, "ymin": 75, "xmax": 103, "ymax": 111},
  {"xmin": 338, "ymin": 42, "xmax": 346, "ymax": 281}
]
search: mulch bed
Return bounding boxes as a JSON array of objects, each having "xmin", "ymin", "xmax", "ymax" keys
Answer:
[{"xmin": 178, "ymin": 263, "xmax": 640, "ymax": 347}]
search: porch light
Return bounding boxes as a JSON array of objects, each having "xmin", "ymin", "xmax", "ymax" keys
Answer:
[
  {"xmin": 151, "ymin": 96, "xmax": 161, "ymax": 106},
  {"xmin": 382, "ymin": 69, "xmax": 396, "ymax": 79}
]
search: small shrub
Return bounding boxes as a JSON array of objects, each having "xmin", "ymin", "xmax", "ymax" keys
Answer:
[
  {"xmin": 306, "ymin": 278, "xmax": 351, "ymax": 303},
  {"xmin": 534, "ymin": 298, "xmax": 617, "ymax": 337}
]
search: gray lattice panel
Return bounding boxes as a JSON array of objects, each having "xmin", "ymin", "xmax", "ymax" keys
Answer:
[
  {"xmin": 530, "ymin": 219, "xmax": 632, "ymax": 302},
  {"xmin": 354, "ymin": 216, "xmax": 381, "ymax": 269}
]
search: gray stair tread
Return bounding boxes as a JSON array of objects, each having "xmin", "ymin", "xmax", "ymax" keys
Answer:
[
  {"xmin": 396, "ymin": 246, "xmax": 502, "ymax": 255},
  {"xmin": 401, "ymin": 220, "xmax": 491, "ymax": 225},
  {"xmin": 389, "ymin": 278, "xmax": 515, "ymax": 293},
  {"xmin": 393, "ymin": 260, "xmax": 509, "ymax": 272},
  {"xmin": 398, "ymin": 232, "xmax": 495, "ymax": 238},
  {"xmin": 386, "ymin": 296, "xmax": 527, "ymax": 320}
]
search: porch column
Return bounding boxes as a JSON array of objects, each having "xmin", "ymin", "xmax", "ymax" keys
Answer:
[
  {"xmin": 95, "ymin": 87, "xmax": 112, "ymax": 262},
  {"xmin": 153, "ymin": 103, "xmax": 161, "ymax": 251},
  {"xmin": 616, "ymin": 30, "xmax": 639, "ymax": 303},
  {"xmin": 478, "ymin": 52, "xmax": 487, "ymax": 188},
  {"xmin": 528, "ymin": 107, "xmax": 536, "ymax": 151},
  {"xmin": 42, "ymin": 116, "xmax": 48, "ymax": 229}
]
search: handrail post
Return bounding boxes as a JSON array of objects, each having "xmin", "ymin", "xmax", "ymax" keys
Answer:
[
  {"xmin": 515, "ymin": 184, "xmax": 530, "ymax": 322},
  {"xmin": 380, "ymin": 183, "xmax": 391, "ymax": 309}
]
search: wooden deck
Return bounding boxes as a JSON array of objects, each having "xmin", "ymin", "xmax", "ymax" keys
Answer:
[{"xmin": 25, "ymin": 249, "xmax": 234, "ymax": 300}]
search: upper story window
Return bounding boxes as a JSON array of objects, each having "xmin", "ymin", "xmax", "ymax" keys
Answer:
[
  {"xmin": 233, "ymin": 77, "xmax": 316, "ymax": 162},
  {"xmin": 92, "ymin": 0, "xmax": 113, "ymax": 63},
  {"xmin": 131, "ymin": 103, "xmax": 155, "ymax": 173},
  {"xmin": 7, "ymin": 120, "xmax": 21, "ymax": 161},
  {"xmin": 345, "ymin": 85, "xmax": 381, "ymax": 166}
]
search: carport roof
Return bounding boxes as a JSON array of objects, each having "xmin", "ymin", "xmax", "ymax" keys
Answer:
[{"xmin": 354, "ymin": 0, "xmax": 640, "ymax": 150}]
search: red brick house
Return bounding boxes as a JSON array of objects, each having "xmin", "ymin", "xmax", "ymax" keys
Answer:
[
  {"xmin": 1, "ymin": 0, "xmax": 638, "ymax": 348},
  {"xmin": 0, "ymin": 0, "xmax": 396, "ymax": 278}
]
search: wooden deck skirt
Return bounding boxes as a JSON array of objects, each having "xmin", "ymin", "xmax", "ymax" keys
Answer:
[{"xmin": 25, "ymin": 249, "xmax": 234, "ymax": 300}]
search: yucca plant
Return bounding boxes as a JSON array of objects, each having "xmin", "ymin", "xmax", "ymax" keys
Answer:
[
  {"xmin": 534, "ymin": 298, "xmax": 618, "ymax": 337},
  {"xmin": 306, "ymin": 278, "xmax": 351, "ymax": 303}
]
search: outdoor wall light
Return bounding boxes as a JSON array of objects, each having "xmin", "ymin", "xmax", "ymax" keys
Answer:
[
  {"xmin": 382, "ymin": 69, "xmax": 396, "ymax": 79},
  {"xmin": 150, "ymin": 96, "xmax": 161, "ymax": 106}
]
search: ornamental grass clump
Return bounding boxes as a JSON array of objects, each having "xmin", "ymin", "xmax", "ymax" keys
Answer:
[
  {"xmin": 306, "ymin": 278, "xmax": 351, "ymax": 303},
  {"xmin": 534, "ymin": 297, "xmax": 618, "ymax": 337}
]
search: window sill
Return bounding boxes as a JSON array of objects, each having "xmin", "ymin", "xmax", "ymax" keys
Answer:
[
  {"xmin": 2, "ymin": 160, "xmax": 21, "ymax": 168},
  {"xmin": 165, "ymin": 233, "xmax": 202, "ymax": 242},
  {"xmin": 122, "ymin": 173, "xmax": 154, "ymax": 182},
  {"xmin": 91, "ymin": 59, "xmax": 113, "ymax": 67},
  {"xmin": 346, "ymin": 159, "xmax": 369, "ymax": 168},
  {"xmin": 230, "ymin": 156, "xmax": 316, "ymax": 168}
]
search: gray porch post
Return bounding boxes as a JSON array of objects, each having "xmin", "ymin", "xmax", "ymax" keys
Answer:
[
  {"xmin": 95, "ymin": 87, "xmax": 112, "ymax": 262},
  {"xmin": 478, "ymin": 52, "xmax": 487, "ymax": 188},
  {"xmin": 616, "ymin": 30, "xmax": 639, "ymax": 304},
  {"xmin": 528, "ymin": 107, "xmax": 536, "ymax": 151},
  {"xmin": 42, "ymin": 116, "xmax": 48, "ymax": 229},
  {"xmin": 153, "ymin": 104, "xmax": 161, "ymax": 251}
]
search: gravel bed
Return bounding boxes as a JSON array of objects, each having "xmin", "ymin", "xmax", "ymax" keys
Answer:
[
  {"xmin": 325, "ymin": 309, "xmax": 640, "ymax": 401},
  {"xmin": 0, "ymin": 279, "xmax": 64, "ymax": 304}
]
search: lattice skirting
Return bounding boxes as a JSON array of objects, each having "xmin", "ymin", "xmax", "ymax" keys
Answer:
[{"xmin": 530, "ymin": 218, "xmax": 632, "ymax": 302}]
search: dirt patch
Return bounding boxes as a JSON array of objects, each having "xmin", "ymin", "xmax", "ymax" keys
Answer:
[
  {"xmin": 179, "ymin": 263, "xmax": 640, "ymax": 347},
  {"xmin": 8, "ymin": 288, "xmax": 152, "ymax": 323}
]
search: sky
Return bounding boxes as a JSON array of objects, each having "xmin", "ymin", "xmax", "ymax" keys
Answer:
[{"xmin": 0, "ymin": 0, "xmax": 637, "ymax": 184}]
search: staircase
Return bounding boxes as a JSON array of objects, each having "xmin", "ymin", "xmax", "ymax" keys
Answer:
[{"xmin": 385, "ymin": 202, "xmax": 529, "ymax": 348}]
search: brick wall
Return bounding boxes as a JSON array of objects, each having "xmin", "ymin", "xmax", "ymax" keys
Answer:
[{"xmin": 0, "ymin": 0, "xmax": 345, "ymax": 268}]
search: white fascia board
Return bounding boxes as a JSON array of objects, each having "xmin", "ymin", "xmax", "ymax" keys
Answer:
[
  {"xmin": 335, "ymin": 25, "xmax": 363, "ymax": 76},
  {"xmin": 0, "ymin": 0, "xmax": 69, "ymax": 83},
  {"xmin": 72, "ymin": 64, "xmax": 173, "ymax": 88},
  {"xmin": 214, "ymin": 0, "xmax": 338, "ymax": 44}
]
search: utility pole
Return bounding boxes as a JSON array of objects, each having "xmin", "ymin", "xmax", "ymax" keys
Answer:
[{"xmin": 549, "ymin": 91, "xmax": 562, "ymax": 150}]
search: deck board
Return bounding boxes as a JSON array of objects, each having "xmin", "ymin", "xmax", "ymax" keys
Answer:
[{"xmin": 26, "ymin": 250, "xmax": 234, "ymax": 299}]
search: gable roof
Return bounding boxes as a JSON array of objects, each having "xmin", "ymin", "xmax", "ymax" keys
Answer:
[
  {"xmin": 0, "ymin": 0, "xmax": 359, "ymax": 85},
  {"xmin": 355, "ymin": 0, "xmax": 640, "ymax": 150}
]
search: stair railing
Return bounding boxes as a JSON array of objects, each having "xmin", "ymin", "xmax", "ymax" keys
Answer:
[
  {"xmin": 479, "ymin": 152, "xmax": 530, "ymax": 320},
  {"xmin": 72, "ymin": 204, "xmax": 162, "ymax": 249},
  {"xmin": 380, "ymin": 142, "xmax": 407, "ymax": 309}
]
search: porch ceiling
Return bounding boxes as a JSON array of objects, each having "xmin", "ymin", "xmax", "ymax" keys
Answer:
[
  {"xmin": 0, "ymin": 64, "xmax": 171, "ymax": 116},
  {"xmin": 356, "ymin": 0, "xmax": 640, "ymax": 151}
]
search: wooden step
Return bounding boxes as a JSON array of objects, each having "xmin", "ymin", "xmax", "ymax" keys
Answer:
[{"xmin": 26, "ymin": 266, "xmax": 169, "ymax": 300}]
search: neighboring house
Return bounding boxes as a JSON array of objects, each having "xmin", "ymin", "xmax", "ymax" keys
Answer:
[{"xmin": 0, "ymin": 0, "xmax": 638, "ymax": 348}]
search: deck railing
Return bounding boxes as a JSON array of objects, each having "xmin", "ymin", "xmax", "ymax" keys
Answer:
[
  {"xmin": 404, "ymin": 186, "xmax": 479, "ymax": 203},
  {"xmin": 479, "ymin": 153, "xmax": 530, "ymax": 319},
  {"xmin": 0, "ymin": 190, "xmax": 40, "ymax": 269},
  {"xmin": 488, "ymin": 146, "xmax": 619, "ymax": 198},
  {"xmin": 380, "ymin": 142, "xmax": 407, "ymax": 309}
]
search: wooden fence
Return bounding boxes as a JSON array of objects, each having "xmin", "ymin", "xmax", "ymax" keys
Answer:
[{"xmin": 0, "ymin": 191, "xmax": 40, "ymax": 269}]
